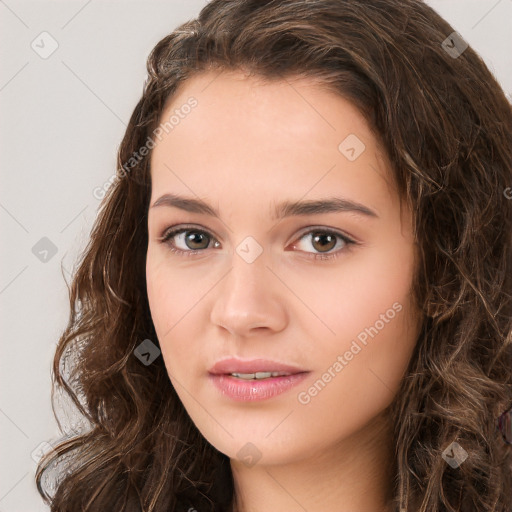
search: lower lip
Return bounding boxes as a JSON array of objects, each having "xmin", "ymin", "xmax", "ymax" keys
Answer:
[{"xmin": 208, "ymin": 372, "xmax": 310, "ymax": 402}]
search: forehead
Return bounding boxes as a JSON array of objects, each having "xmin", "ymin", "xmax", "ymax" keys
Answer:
[
  {"xmin": 153, "ymin": 69, "xmax": 373, "ymax": 154},
  {"xmin": 149, "ymin": 69, "xmax": 398, "ymax": 218}
]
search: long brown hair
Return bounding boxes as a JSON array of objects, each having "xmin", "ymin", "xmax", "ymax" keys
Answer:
[{"xmin": 36, "ymin": 1, "xmax": 512, "ymax": 510}]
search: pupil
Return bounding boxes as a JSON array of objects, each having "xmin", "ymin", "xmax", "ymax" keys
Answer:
[
  {"xmin": 313, "ymin": 232, "xmax": 336, "ymax": 253},
  {"xmin": 187, "ymin": 232, "xmax": 209, "ymax": 250}
]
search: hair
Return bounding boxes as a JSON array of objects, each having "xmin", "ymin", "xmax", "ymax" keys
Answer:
[{"xmin": 35, "ymin": 0, "xmax": 512, "ymax": 511}]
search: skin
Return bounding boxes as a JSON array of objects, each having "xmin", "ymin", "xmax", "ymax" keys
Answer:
[{"xmin": 146, "ymin": 69, "xmax": 422, "ymax": 512}]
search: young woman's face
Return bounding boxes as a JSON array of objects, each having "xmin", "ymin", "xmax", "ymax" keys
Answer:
[{"xmin": 146, "ymin": 70, "xmax": 422, "ymax": 466}]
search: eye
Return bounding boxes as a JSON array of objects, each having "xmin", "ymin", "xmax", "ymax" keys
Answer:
[
  {"xmin": 158, "ymin": 225, "xmax": 220, "ymax": 256},
  {"xmin": 157, "ymin": 225, "xmax": 357, "ymax": 260},
  {"xmin": 289, "ymin": 228, "xmax": 357, "ymax": 261}
]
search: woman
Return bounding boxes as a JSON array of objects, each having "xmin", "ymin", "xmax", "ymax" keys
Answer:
[{"xmin": 36, "ymin": 0, "xmax": 512, "ymax": 511}]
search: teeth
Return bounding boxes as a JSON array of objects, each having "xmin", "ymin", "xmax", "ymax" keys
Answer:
[{"xmin": 230, "ymin": 371, "xmax": 291, "ymax": 380}]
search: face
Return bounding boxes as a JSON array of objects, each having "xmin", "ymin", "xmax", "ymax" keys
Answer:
[{"xmin": 146, "ymin": 69, "xmax": 421, "ymax": 466}]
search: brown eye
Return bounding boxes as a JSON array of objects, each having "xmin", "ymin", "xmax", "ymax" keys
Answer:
[
  {"xmin": 291, "ymin": 229, "xmax": 355, "ymax": 258},
  {"xmin": 161, "ymin": 227, "xmax": 219, "ymax": 253},
  {"xmin": 181, "ymin": 230, "xmax": 210, "ymax": 250},
  {"xmin": 310, "ymin": 232, "xmax": 337, "ymax": 253}
]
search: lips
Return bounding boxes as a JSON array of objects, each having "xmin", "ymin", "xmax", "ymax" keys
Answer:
[
  {"xmin": 209, "ymin": 372, "xmax": 310, "ymax": 401},
  {"xmin": 208, "ymin": 357, "xmax": 308, "ymax": 376}
]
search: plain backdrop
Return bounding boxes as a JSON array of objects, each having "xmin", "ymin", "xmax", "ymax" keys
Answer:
[{"xmin": 1, "ymin": 1, "xmax": 511, "ymax": 510}]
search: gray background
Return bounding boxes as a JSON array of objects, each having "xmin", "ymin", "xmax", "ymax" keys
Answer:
[{"xmin": 1, "ymin": 1, "xmax": 511, "ymax": 510}]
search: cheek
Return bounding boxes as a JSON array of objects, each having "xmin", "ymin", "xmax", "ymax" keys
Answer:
[
  {"xmin": 298, "ymin": 235, "xmax": 419, "ymax": 399},
  {"xmin": 293, "ymin": 237, "xmax": 416, "ymax": 345},
  {"xmin": 146, "ymin": 250, "xmax": 194, "ymax": 329},
  {"xmin": 146, "ymin": 254, "xmax": 169, "ymax": 331},
  {"xmin": 344, "ymin": 247, "xmax": 419, "ymax": 393},
  {"xmin": 146, "ymin": 254, "xmax": 184, "ymax": 357},
  {"xmin": 365, "ymin": 299, "xmax": 418, "ymax": 395},
  {"xmin": 294, "ymin": 286, "xmax": 418, "ymax": 443},
  {"xmin": 145, "ymin": 253, "xmax": 208, "ymax": 368}
]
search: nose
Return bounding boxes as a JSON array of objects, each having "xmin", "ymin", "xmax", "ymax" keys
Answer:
[{"xmin": 209, "ymin": 249, "xmax": 288, "ymax": 337}]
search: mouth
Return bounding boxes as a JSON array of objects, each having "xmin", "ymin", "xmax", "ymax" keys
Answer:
[
  {"xmin": 227, "ymin": 371, "xmax": 298, "ymax": 380},
  {"xmin": 208, "ymin": 357, "xmax": 310, "ymax": 401},
  {"xmin": 208, "ymin": 357, "xmax": 308, "ymax": 376}
]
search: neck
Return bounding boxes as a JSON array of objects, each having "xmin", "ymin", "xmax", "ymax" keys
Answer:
[{"xmin": 229, "ymin": 411, "xmax": 396, "ymax": 512}]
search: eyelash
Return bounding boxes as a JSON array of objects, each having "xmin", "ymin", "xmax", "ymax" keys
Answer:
[{"xmin": 157, "ymin": 224, "xmax": 358, "ymax": 261}]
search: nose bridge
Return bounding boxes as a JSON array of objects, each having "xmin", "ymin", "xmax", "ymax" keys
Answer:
[
  {"xmin": 222, "ymin": 244, "xmax": 270, "ymax": 312},
  {"xmin": 210, "ymin": 242, "xmax": 285, "ymax": 334},
  {"xmin": 225, "ymin": 233, "xmax": 270, "ymax": 298}
]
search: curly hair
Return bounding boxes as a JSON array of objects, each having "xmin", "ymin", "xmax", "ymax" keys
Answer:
[{"xmin": 36, "ymin": 0, "xmax": 512, "ymax": 510}]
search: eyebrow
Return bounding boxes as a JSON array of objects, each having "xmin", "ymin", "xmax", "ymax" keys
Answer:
[{"xmin": 150, "ymin": 193, "xmax": 379, "ymax": 219}]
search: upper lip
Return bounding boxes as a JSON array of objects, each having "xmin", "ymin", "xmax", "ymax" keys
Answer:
[{"xmin": 209, "ymin": 357, "xmax": 308, "ymax": 375}]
